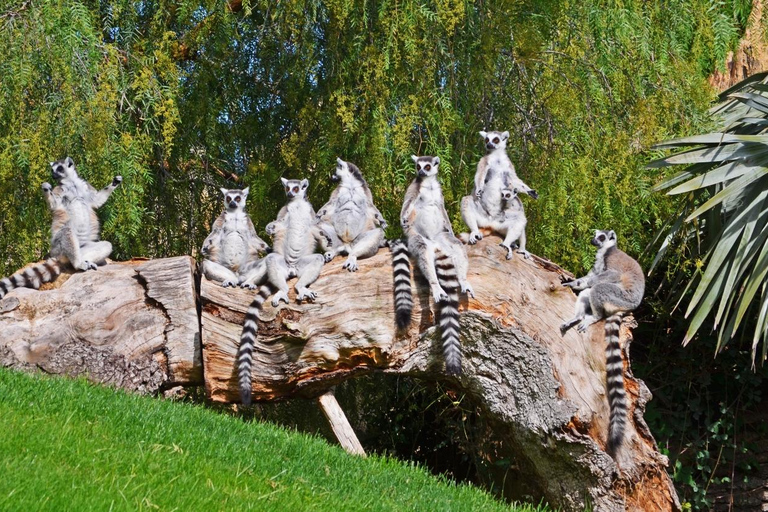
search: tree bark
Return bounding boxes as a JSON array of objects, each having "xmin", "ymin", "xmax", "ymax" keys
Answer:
[
  {"xmin": 0, "ymin": 257, "xmax": 201, "ymax": 393},
  {"xmin": 200, "ymin": 237, "xmax": 680, "ymax": 511}
]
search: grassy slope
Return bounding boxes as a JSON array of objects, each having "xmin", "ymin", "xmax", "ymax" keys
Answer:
[{"xmin": 0, "ymin": 369, "xmax": 545, "ymax": 511}]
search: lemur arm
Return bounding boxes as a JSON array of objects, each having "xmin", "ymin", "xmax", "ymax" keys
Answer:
[
  {"xmin": 246, "ymin": 217, "xmax": 270, "ymax": 255},
  {"xmin": 474, "ymin": 157, "xmax": 489, "ymax": 196},
  {"xmin": 315, "ymin": 189, "xmax": 339, "ymax": 221},
  {"xmin": 505, "ymin": 173, "xmax": 538, "ymax": 199},
  {"xmin": 400, "ymin": 182, "xmax": 419, "ymax": 231},
  {"xmin": 41, "ymin": 182, "xmax": 59, "ymax": 211},
  {"xmin": 440, "ymin": 206, "xmax": 455, "ymax": 237},
  {"xmin": 266, "ymin": 206, "xmax": 289, "ymax": 236},
  {"xmin": 362, "ymin": 187, "xmax": 388, "ymax": 230},
  {"xmin": 202, "ymin": 216, "xmax": 225, "ymax": 256},
  {"xmin": 91, "ymin": 176, "xmax": 123, "ymax": 208}
]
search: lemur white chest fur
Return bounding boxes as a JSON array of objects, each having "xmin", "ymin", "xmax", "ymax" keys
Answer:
[
  {"xmin": 481, "ymin": 149, "xmax": 513, "ymax": 217},
  {"xmin": 219, "ymin": 211, "xmax": 250, "ymax": 268},
  {"xmin": 412, "ymin": 177, "xmax": 448, "ymax": 240},
  {"xmin": 331, "ymin": 178, "xmax": 368, "ymax": 241},
  {"xmin": 59, "ymin": 177, "xmax": 98, "ymax": 242},
  {"xmin": 277, "ymin": 199, "xmax": 315, "ymax": 265}
]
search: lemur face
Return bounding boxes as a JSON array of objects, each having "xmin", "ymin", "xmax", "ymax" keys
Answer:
[
  {"xmin": 281, "ymin": 177, "xmax": 309, "ymax": 199},
  {"xmin": 411, "ymin": 155, "xmax": 440, "ymax": 178},
  {"xmin": 50, "ymin": 156, "xmax": 77, "ymax": 181},
  {"xmin": 591, "ymin": 230, "xmax": 617, "ymax": 249},
  {"xmin": 479, "ymin": 130, "xmax": 509, "ymax": 151},
  {"xmin": 220, "ymin": 187, "xmax": 249, "ymax": 211},
  {"xmin": 332, "ymin": 157, "xmax": 351, "ymax": 183},
  {"xmin": 501, "ymin": 188, "xmax": 519, "ymax": 201}
]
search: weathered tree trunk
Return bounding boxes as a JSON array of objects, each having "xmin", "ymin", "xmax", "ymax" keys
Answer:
[
  {"xmin": 0, "ymin": 257, "xmax": 201, "ymax": 393},
  {"xmin": 201, "ymin": 238, "xmax": 680, "ymax": 511}
]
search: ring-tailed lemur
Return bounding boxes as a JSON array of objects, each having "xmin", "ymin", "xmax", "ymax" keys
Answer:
[
  {"xmin": 0, "ymin": 158, "xmax": 121, "ymax": 300},
  {"xmin": 237, "ymin": 177, "xmax": 329, "ymax": 405},
  {"xmin": 393, "ymin": 155, "xmax": 474, "ymax": 375},
  {"xmin": 461, "ymin": 131, "xmax": 537, "ymax": 250},
  {"xmin": 560, "ymin": 230, "xmax": 645, "ymax": 454},
  {"xmin": 461, "ymin": 187, "xmax": 530, "ymax": 260},
  {"xmin": 201, "ymin": 187, "xmax": 270, "ymax": 288},
  {"xmin": 315, "ymin": 158, "xmax": 387, "ymax": 272}
]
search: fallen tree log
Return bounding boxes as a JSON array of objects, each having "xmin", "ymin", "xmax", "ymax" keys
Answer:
[
  {"xmin": 0, "ymin": 257, "xmax": 201, "ymax": 393},
  {"xmin": 201, "ymin": 237, "xmax": 680, "ymax": 511}
]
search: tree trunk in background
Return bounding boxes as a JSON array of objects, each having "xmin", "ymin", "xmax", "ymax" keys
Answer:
[
  {"xmin": 0, "ymin": 257, "xmax": 202, "ymax": 394},
  {"xmin": 201, "ymin": 237, "xmax": 680, "ymax": 511}
]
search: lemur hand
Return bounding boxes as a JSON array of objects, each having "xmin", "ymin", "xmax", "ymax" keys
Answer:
[
  {"xmin": 42, "ymin": 182, "xmax": 52, "ymax": 193},
  {"xmin": 265, "ymin": 222, "xmax": 276, "ymax": 236},
  {"xmin": 475, "ymin": 188, "xmax": 484, "ymax": 198},
  {"xmin": 112, "ymin": 176, "xmax": 123, "ymax": 187},
  {"xmin": 527, "ymin": 189, "xmax": 539, "ymax": 200}
]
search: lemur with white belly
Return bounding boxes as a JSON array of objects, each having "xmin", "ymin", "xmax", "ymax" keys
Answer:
[
  {"xmin": 560, "ymin": 230, "xmax": 645, "ymax": 454},
  {"xmin": 0, "ymin": 157, "xmax": 121, "ymax": 299},
  {"xmin": 316, "ymin": 158, "xmax": 387, "ymax": 272},
  {"xmin": 393, "ymin": 155, "xmax": 474, "ymax": 375},
  {"xmin": 237, "ymin": 177, "xmax": 328, "ymax": 405},
  {"xmin": 201, "ymin": 187, "xmax": 269, "ymax": 287},
  {"xmin": 461, "ymin": 131, "xmax": 537, "ymax": 257}
]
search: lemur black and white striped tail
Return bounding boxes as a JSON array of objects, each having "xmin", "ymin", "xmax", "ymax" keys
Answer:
[
  {"xmin": 434, "ymin": 251, "xmax": 461, "ymax": 375},
  {"xmin": 390, "ymin": 240, "xmax": 413, "ymax": 330},
  {"xmin": 0, "ymin": 259, "xmax": 62, "ymax": 299},
  {"xmin": 237, "ymin": 283, "xmax": 276, "ymax": 406},
  {"xmin": 605, "ymin": 314, "xmax": 627, "ymax": 454}
]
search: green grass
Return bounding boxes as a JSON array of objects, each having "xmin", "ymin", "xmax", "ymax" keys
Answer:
[{"xmin": 0, "ymin": 369, "xmax": 546, "ymax": 511}]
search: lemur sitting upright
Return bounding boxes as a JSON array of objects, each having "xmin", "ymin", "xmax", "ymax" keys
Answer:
[
  {"xmin": 201, "ymin": 187, "xmax": 269, "ymax": 288},
  {"xmin": 392, "ymin": 155, "xmax": 474, "ymax": 376},
  {"xmin": 560, "ymin": 230, "xmax": 645, "ymax": 455},
  {"xmin": 1, "ymin": 157, "xmax": 121, "ymax": 299},
  {"xmin": 461, "ymin": 131, "xmax": 537, "ymax": 257},
  {"xmin": 237, "ymin": 177, "xmax": 328, "ymax": 405},
  {"xmin": 315, "ymin": 158, "xmax": 387, "ymax": 272}
]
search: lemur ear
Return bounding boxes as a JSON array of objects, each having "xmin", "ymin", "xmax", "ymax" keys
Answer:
[
  {"xmin": 479, "ymin": 131, "xmax": 487, "ymax": 138},
  {"xmin": 608, "ymin": 230, "xmax": 617, "ymax": 240},
  {"xmin": 433, "ymin": 157, "xmax": 440, "ymax": 166},
  {"xmin": 501, "ymin": 131, "xmax": 509, "ymax": 140},
  {"xmin": 219, "ymin": 187, "xmax": 228, "ymax": 196},
  {"xmin": 49, "ymin": 161, "xmax": 55, "ymax": 168},
  {"xmin": 300, "ymin": 179, "xmax": 309, "ymax": 190},
  {"xmin": 336, "ymin": 157, "xmax": 344, "ymax": 166},
  {"xmin": 411, "ymin": 155, "xmax": 419, "ymax": 163},
  {"xmin": 242, "ymin": 187, "xmax": 249, "ymax": 197},
  {"xmin": 65, "ymin": 157, "xmax": 74, "ymax": 167},
  {"xmin": 280, "ymin": 177, "xmax": 288, "ymax": 187}
]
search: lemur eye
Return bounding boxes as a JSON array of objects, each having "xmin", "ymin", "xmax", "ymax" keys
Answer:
[
  {"xmin": 293, "ymin": 187, "xmax": 299, "ymax": 193},
  {"xmin": 425, "ymin": 164, "xmax": 431, "ymax": 171},
  {"xmin": 226, "ymin": 196, "xmax": 232, "ymax": 202},
  {"xmin": 599, "ymin": 235, "xmax": 605, "ymax": 241},
  {"xmin": 235, "ymin": 196, "xmax": 241, "ymax": 202},
  {"xmin": 284, "ymin": 187, "xmax": 289, "ymax": 192},
  {"xmin": 485, "ymin": 138, "xmax": 489, "ymax": 143},
  {"xmin": 493, "ymin": 137, "xmax": 500, "ymax": 144}
]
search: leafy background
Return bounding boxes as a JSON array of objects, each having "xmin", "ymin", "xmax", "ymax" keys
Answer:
[{"xmin": 0, "ymin": 0, "xmax": 766, "ymax": 509}]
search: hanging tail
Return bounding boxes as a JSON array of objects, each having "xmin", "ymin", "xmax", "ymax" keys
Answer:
[
  {"xmin": 390, "ymin": 240, "xmax": 413, "ymax": 330},
  {"xmin": 237, "ymin": 283, "xmax": 276, "ymax": 406},
  {"xmin": 605, "ymin": 314, "xmax": 627, "ymax": 454},
  {"xmin": 0, "ymin": 259, "xmax": 62, "ymax": 299},
  {"xmin": 434, "ymin": 251, "xmax": 461, "ymax": 375}
]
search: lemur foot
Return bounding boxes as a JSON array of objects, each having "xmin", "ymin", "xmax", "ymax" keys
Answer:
[
  {"xmin": 501, "ymin": 243, "xmax": 514, "ymax": 260},
  {"xmin": 81, "ymin": 261, "xmax": 98, "ymax": 271},
  {"xmin": 342, "ymin": 257, "xmax": 358, "ymax": 272},
  {"xmin": 239, "ymin": 282, "xmax": 258, "ymax": 290},
  {"xmin": 112, "ymin": 175, "xmax": 123, "ymax": 187},
  {"xmin": 271, "ymin": 290, "xmax": 290, "ymax": 307},
  {"xmin": 431, "ymin": 286, "xmax": 449, "ymax": 303},
  {"xmin": 296, "ymin": 288, "xmax": 317, "ymax": 302},
  {"xmin": 221, "ymin": 279, "xmax": 238, "ymax": 288},
  {"xmin": 461, "ymin": 281, "xmax": 475, "ymax": 299},
  {"xmin": 468, "ymin": 232, "xmax": 483, "ymax": 244},
  {"xmin": 518, "ymin": 250, "xmax": 531, "ymax": 260},
  {"xmin": 324, "ymin": 251, "xmax": 334, "ymax": 263}
]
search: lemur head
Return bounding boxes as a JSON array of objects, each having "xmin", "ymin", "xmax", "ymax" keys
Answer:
[
  {"xmin": 332, "ymin": 158, "xmax": 363, "ymax": 183},
  {"xmin": 280, "ymin": 177, "xmax": 309, "ymax": 199},
  {"xmin": 501, "ymin": 188, "xmax": 519, "ymax": 202},
  {"xmin": 50, "ymin": 156, "xmax": 77, "ymax": 182},
  {"xmin": 411, "ymin": 155, "xmax": 440, "ymax": 178},
  {"xmin": 219, "ymin": 187, "xmax": 249, "ymax": 211},
  {"xmin": 479, "ymin": 131, "xmax": 509, "ymax": 152},
  {"xmin": 591, "ymin": 230, "xmax": 617, "ymax": 249}
]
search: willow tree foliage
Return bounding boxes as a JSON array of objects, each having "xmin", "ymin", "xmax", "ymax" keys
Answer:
[{"xmin": 0, "ymin": 0, "xmax": 751, "ymax": 276}]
